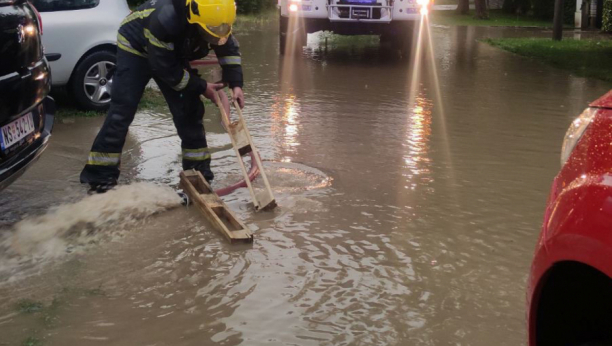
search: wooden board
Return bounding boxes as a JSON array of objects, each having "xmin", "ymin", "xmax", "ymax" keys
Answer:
[
  {"xmin": 179, "ymin": 169, "xmax": 253, "ymax": 244},
  {"xmin": 214, "ymin": 91, "xmax": 277, "ymax": 212}
]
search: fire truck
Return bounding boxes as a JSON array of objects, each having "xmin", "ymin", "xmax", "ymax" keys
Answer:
[{"xmin": 278, "ymin": 0, "xmax": 430, "ymax": 53}]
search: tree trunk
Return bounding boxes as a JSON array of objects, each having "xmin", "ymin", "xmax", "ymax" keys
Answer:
[
  {"xmin": 456, "ymin": 0, "xmax": 470, "ymax": 14},
  {"xmin": 552, "ymin": 0, "xmax": 564, "ymax": 40},
  {"xmin": 474, "ymin": 0, "xmax": 489, "ymax": 18}
]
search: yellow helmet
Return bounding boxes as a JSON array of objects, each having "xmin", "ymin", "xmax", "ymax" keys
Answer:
[{"xmin": 186, "ymin": 0, "xmax": 236, "ymax": 45}]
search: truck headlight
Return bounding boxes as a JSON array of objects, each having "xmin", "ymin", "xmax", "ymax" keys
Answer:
[
  {"xmin": 417, "ymin": 0, "xmax": 430, "ymax": 15},
  {"xmin": 560, "ymin": 108, "xmax": 597, "ymax": 166}
]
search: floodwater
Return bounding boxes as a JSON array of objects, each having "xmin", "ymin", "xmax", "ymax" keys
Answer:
[{"xmin": 1, "ymin": 21, "xmax": 610, "ymax": 346}]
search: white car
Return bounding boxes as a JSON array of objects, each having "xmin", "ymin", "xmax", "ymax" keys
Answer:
[
  {"xmin": 278, "ymin": 0, "xmax": 430, "ymax": 53},
  {"xmin": 31, "ymin": 0, "xmax": 130, "ymax": 110}
]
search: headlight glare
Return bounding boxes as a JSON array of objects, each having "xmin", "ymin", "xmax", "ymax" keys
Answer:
[{"xmin": 560, "ymin": 108, "xmax": 597, "ymax": 166}]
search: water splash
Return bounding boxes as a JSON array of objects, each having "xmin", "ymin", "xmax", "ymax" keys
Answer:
[{"xmin": 0, "ymin": 183, "xmax": 181, "ymax": 272}]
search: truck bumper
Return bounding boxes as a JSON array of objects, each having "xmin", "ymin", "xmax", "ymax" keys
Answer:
[{"xmin": 283, "ymin": 16, "xmax": 418, "ymax": 35}]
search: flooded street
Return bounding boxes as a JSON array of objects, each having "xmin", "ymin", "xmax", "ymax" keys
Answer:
[{"xmin": 1, "ymin": 21, "xmax": 610, "ymax": 346}]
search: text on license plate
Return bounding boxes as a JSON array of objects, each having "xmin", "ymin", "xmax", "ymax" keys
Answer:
[
  {"xmin": 0, "ymin": 113, "xmax": 35, "ymax": 151},
  {"xmin": 352, "ymin": 8, "xmax": 371, "ymax": 18}
]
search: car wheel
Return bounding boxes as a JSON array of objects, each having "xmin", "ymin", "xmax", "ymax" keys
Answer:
[{"xmin": 71, "ymin": 50, "xmax": 116, "ymax": 111}]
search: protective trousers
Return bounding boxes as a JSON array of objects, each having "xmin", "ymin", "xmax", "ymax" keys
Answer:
[{"xmin": 80, "ymin": 49, "xmax": 214, "ymax": 186}]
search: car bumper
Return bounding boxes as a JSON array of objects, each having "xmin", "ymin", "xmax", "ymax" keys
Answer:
[{"xmin": 0, "ymin": 96, "xmax": 55, "ymax": 191}]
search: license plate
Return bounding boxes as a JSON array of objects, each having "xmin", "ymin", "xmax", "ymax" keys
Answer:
[
  {"xmin": 352, "ymin": 8, "xmax": 370, "ymax": 18},
  {"xmin": 0, "ymin": 113, "xmax": 35, "ymax": 151},
  {"xmin": 302, "ymin": 5, "xmax": 312, "ymax": 10}
]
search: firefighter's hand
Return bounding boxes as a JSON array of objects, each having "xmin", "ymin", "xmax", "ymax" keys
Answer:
[
  {"xmin": 203, "ymin": 82, "xmax": 225, "ymax": 102},
  {"xmin": 233, "ymin": 87, "xmax": 245, "ymax": 109}
]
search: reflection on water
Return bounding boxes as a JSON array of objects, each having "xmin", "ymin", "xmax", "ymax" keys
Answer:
[
  {"xmin": 1, "ymin": 22, "xmax": 611, "ymax": 346},
  {"xmin": 270, "ymin": 94, "xmax": 301, "ymax": 161},
  {"xmin": 404, "ymin": 97, "xmax": 433, "ymax": 188}
]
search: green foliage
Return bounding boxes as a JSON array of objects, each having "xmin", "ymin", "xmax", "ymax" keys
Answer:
[
  {"xmin": 431, "ymin": 9, "xmax": 557, "ymax": 27},
  {"xmin": 22, "ymin": 336, "xmax": 42, "ymax": 346},
  {"xmin": 317, "ymin": 32, "xmax": 380, "ymax": 46},
  {"xmin": 233, "ymin": 9, "xmax": 277, "ymax": 30},
  {"xmin": 563, "ymin": 0, "xmax": 577, "ymax": 24},
  {"xmin": 502, "ymin": 0, "xmax": 531, "ymax": 14},
  {"xmin": 17, "ymin": 300, "xmax": 44, "ymax": 314},
  {"xmin": 604, "ymin": 0, "xmax": 612, "ymax": 31},
  {"xmin": 138, "ymin": 88, "xmax": 170, "ymax": 111},
  {"xmin": 128, "ymin": 0, "xmax": 276, "ymax": 14},
  {"xmin": 54, "ymin": 88, "xmax": 169, "ymax": 119},
  {"xmin": 235, "ymin": 0, "xmax": 276, "ymax": 14},
  {"xmin": 484, "ymin": 38, "xmax": 612, "ymax": 83},
  {"xmin": 532, "ymin": 0, "xmax": 576, "ymax": 24}
]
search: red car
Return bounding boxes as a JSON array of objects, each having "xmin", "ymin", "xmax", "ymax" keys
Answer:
[{"xmin": 528, "ymin": 90, "xmax": 612, "ymax": 346}]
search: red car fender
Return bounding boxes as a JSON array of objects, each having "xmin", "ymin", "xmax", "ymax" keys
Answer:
[
  {"xmin": 528, "ymin": 91, "xmax": 612, "ymax": 345},
  {"xmin": 528, "ymin": 178, "xmax": 612, "ymax": 345}
]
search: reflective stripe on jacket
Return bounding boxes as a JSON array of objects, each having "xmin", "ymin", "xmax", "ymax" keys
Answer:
[{"xmin": 118, "ymin": 0, "xmax": 244, "ymax": 91}]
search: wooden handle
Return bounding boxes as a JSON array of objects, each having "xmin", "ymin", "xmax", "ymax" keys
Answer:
[
  {"xmin": 228, "ymin": 90, "xmax": 276, "ymax": 208},
  {"xmin": 211, "ymin": 90, "xmax": 231, "ymax": 127}
]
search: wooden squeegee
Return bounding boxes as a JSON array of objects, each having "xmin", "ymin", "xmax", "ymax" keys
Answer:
[
  {"xmin": 214, "ymin": 90, "xmax": 277, "ymax": 211},
  {"xmin": 179, "ymin": 169, "xmax": 253, "ymax": 243}
]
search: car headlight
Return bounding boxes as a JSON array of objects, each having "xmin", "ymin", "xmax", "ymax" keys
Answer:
[{"xmin": 560, "ymin": 108, "xmax": 597, "ymax": 166}]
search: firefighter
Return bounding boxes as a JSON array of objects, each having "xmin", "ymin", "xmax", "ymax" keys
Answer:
[{"xmin": 80, "ymin": 0, "xmax": 244, "ymax": 193}]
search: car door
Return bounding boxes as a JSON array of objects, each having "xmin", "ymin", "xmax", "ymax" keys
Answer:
[{"xmin": 30, "ymin": 0, "xmax": 113, "ymax": 86}]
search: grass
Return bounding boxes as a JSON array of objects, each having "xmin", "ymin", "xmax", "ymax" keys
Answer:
[
  {"xmin": 55, "ymin": 83, "xmax": 219, "ymax": 119},
  {"xmin": 22, "ymin": 336, "xmax": 42, "ymax": 346},
  {"xmin": 54, "ymin": 87, "xmax": 169, "ymax": 120},
  {"xmin": 55, "ymin": 108, "xmax": 102, "ymax": 119},
  {"xmin": 138, "ymin": 87, "xmax": 170, "ymax": 111},
  {"xmin": 14, "ymin": 285, "xmax": 107, "ymax": 346},
  {"xmin": 317, "ymin": 32, "xmax": 381, "ymax": 46},
  {"xmin": 16, "ymin": 297, "xmax": 62, "ymax": 327},
  {"xmin": 434, "ymin": 0, "xmax": 458, "ymax": 4},
  {"xmin": 431, "ymin": 9, "xmax": 560, "ymax": 28},
  {"xmin": 235, "ymin": 9, "xmax": 278, "ymax": 29},
  {"xmin": 17, "ymin": 300, "xmax": 44, "ymax": 314},
  {"xmin": 484, "ymin": 38, "xmax": 612, "ymax": 83},
  {"xmin": 14, "ymin": 298, "xmax": 59, "ymax": 346}
]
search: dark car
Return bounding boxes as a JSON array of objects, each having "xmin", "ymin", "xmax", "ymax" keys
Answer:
[{"xmin": 0, "ymin": 0, "xmax": 55, "ymax": 191}]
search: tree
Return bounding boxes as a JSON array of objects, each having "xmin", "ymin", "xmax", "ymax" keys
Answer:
[
  {"xmin": 603, "ymin": 0, "xmax": 612, "ymax": 32},
  {"xmin": 474, "ymin": 0, "xmax": 489, "ymax": 18},
  {"xmin": 552, "ymin": 0, "xmax": 564, "ymax": 40},
  {"xmin": 502, "ymin": 0, "xmax": 531, "ymax": 14},
  {"xmin": 457, "ymin": 0, "xmax": 470, "ymax": 15}
]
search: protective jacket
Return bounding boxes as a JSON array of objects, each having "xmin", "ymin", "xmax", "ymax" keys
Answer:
[
  {"xmin": 117, "ymin": 0, "xmax": 243, "ymax": 92},
  {"xmin": 80, "ymin": 0, "xmax": 240, "ymax": 188}
]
